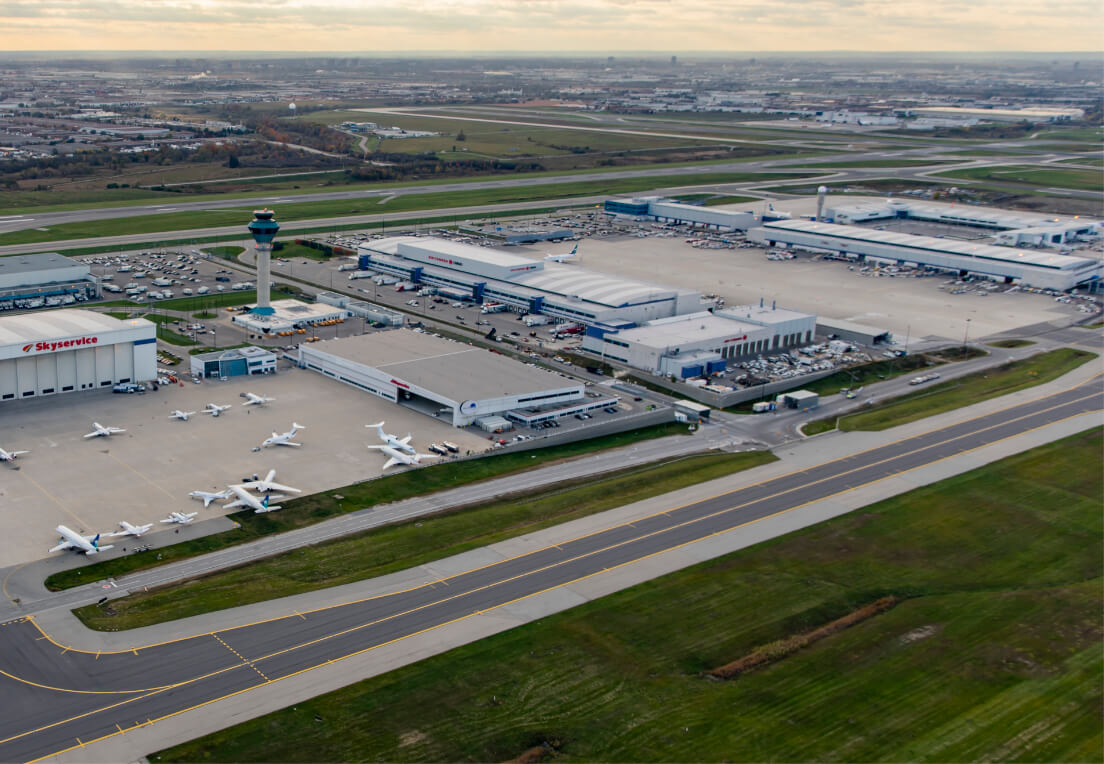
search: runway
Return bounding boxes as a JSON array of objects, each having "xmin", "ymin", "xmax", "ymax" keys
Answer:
[{"xmin": 0, "ymin": 379, "xmax": 1099, "ymax": 763}]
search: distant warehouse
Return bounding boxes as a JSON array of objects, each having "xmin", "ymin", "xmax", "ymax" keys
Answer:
[
  {"xmin": 748, "ymin": 220, "xmax": 1102, "ymax": 292},
  {"xmin": 0, "ymin": 252, "xmax": 100, "ymax": 309},
  {"xmin": 604, "ymin": 197, "xmax": 755, "ymax": 231},
  {"xmin": 297, "ymin": 329, "xmax": 585, "ymax": 427}
]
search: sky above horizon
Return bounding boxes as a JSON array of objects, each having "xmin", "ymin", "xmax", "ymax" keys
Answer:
[{"xmin": 0, "ymin": 0, "xmax": 1100, "ymax": 53}]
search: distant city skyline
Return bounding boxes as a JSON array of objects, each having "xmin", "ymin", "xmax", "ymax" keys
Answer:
[{"xmin": 0, "ymin": 0, "xmax": 1101, "ymax": 53}]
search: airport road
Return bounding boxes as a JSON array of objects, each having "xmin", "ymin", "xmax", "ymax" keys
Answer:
[{"xmin": 0, "ymin": 379, "xmax": 1099, "ymax": 764}]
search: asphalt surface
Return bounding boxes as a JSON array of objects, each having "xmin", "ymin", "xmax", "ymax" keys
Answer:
[{"xmin": 0, "ymin": 378, "xmax": 1098, "ymax": 763}]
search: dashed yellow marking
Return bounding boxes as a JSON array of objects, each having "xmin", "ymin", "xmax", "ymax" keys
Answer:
[{"xmin": 212, "ymin": 633, "xmax": 269, "ymax": 681}]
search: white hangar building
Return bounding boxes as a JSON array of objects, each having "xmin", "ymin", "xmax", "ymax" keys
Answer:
[
  {"xmin": 357, "ymin": 237, "xmax": 706, "ymax": 326},
  {"xmin": 0, "ymin": 309, "xmax": 156, "ymax": 402},
  {"xmin": 297, "ymin": 329, "xmax": 584, "ymax": 427}
]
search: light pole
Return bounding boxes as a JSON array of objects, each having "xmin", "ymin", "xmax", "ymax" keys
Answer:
[{"xmin": 962, "ymin": 318, "xmax": 971, "ymax": 360}]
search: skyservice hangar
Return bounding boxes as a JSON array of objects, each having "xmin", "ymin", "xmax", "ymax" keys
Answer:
[
  {"xmin": 356, "ymin": 237, "xmax": 706, "ymax": 326},
  {"xmin": 297, "ymin": 329, "xmax": 585, "ymax": 427},
  {"xmin": 0, "ymin": 309, "xmax": 156, "ymax": 402}
]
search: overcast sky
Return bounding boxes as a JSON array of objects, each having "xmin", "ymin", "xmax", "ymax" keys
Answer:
[{"xmin": 0, "ymin": 0, "xmax": 1100, "ymax": 52}]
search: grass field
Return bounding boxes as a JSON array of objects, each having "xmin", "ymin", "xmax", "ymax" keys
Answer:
[
  {"xmin": 205, "ymin": 245, "xmax": 244, "ymax": 259},
  {"xmin": 0, "ymin": 172, "xmax": 819, "ymax": 247},
  {"xmin": 45, "ymin": 422, "xmax": 693, "ymax": 592},
  {"xmin": 792, "ymin": 159, "xmax": 957, "ymax": 168},
  {"xmin": 1057, "ymin": 156, "xmax": 1104, "ymax": 167},
  {"xmin": 274, "ymin": 241, "xmax": 332, "ymax": 261},
  {"xmin": 803, "ymin": 348, "xmax": 1095, "ymax": 434},
  {"xmin": 931, "ymin": 164, "xmax": 1103, "ymax": 192},
  {"xmin": 988, "ymin": 339, "xmax": 1036, "ymax": 348},
  {"xmin": 158, "ymin": 427, "xmax": 1103, "ymax": 764},
  {"xmin": 74, "ymin": 450, "xmax": 775, "ymax": 630}
]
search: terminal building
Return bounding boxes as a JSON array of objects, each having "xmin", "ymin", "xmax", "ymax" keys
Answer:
[
  {"xmin": 297, "ymin": 329, "xmax": 585, "ymax": 427},
  {"xmin": 581, "ymin": 303, "xmax": 816, "ymax": 378},
  {"xmin": 825, "ymin": 199, "xmax": 1100, "ymax": 248},
  {"xmin": 749, "ymin": 219, "xmax": 1102, "ymax": 292},
  {"xmin": 0, "ymin": 253, "xmax": 100, "ymax": 310},
  {"xmin": 603, "ymin": 197, "xmax": 756, "ymax": 231},
  {"xmin": 190, "ymin": 346, "xmax": 277, "ymax": 379},
  {"xmin": 231, "ymin": 298, "xmax": 350, "ymax": 334},
  {"xmin": 357, "ymin": 236, "xmax": 706, "ymax": 326},
  {"xmin": 0, "ymin": 309, "xmax": 155, "ymax": 401}
]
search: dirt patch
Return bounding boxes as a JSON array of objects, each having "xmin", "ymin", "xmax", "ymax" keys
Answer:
[
  {"xmin": 709, "ymin": 596, "xmax": 899, "ymax": 679},
  {"xmin": 507, "ymin": 744, "xmax": 553, "ymax": 763},
  {"xmin": 399, "ymin": 730, "xmax": 427, "ymax": 747},
  {"xmin": 898, "ymin": 624, "xmax": 939, "ymax": 644}
]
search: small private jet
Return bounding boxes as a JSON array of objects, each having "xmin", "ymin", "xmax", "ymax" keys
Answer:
[
  {"xmin": 242, "ymin": 392, "xmax": 274, "ymax": 407},
  {"xmin": 262, "ymin": 423, "xmax": 306, "ymax": 448},
  {"xmin": 161, "ymin": 511, "xmax": 198, "ymax": 525},
  {"xmin": 0, "ymin": 447, "xmax": 30, "ymax": 462},
  {"xmin": 189, "ymin": 488, "xmax": 232, "ymax": 507},
  {"xmin": 369, "ymin": 444, "xmax": 439, "ymax": 470},
  {"xmin": 544, "ymin": 244, "xmax": 579, "ymax": 263},
  {"xmin": 83, "ymin": 422, "xmax": 126, "ymax": 439},
  {"xmin": 49, "ymin": 525, "xmax": 114, "ymax": 555},
  {"xmin": 237, "ymin": 469, "xmax": 301, "ymax": 494},
  {"xmin": 202, "ymin": 403, "xmax": 232, "ymax": 417},
  {"xmin": 366, "ymin": 422, "xmax": 415, "ymax": 454},
  {"xmin": 224, "ymin": 485, "xmax": 283, "ymax": 513},
  {"xmin": 169, "ymin": 410, "xmax": 196, "ymax": 422},
  {"xmin": 108, "ymin": 521, "xmax": 153, "ymax": 538}
]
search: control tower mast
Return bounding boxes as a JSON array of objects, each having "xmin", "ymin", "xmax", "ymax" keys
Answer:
[{"xmin": 248, "ymin": 209, "xmax": 279, "ymax": 316}]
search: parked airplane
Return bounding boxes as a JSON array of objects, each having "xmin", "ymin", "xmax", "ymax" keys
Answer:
[
  {"xmin": 49, "ymin": 525, "xmax": 114, "ymax": 555},
  {"xmin": 202, "ymin": 403, "xmax": 232, "ymax": 417},
  {"xmin": 242, "ymin": 392, "xmax": 274, "ymax": 407},
  {"xmin": 161, "ymin": 511, "xmax": 198, "ymax": 525},
  {"xmin": 368, "ymin": 444, "xmax": 439, "ymax": 470},
  {"xmin": 168, "ymin": 409, "xmax": 196, "ymax": 421},
  {"xmin": 0, "ymin": 447, "xmax": 29, "ymax": 462},
  {"xmin": 189, "ymin": 488, "xmax": 232, "ymax": 507},
  {"xmin": 83, "ymin": 422, "xmax": 126, "ymax": 439},
  {"xmin": 224, "ymin": 485, "xmax": 283, "ymax": 513},
  {"xmin": 544, "ymin": 244, "xmax": 579, "ymax": 263},
  {"xmin": 365, "ymin": 421, "xmax": 415, "ymax": 454},
  {"xmin": 262, "ymin": 423, "xmax": 306, "ymax": 448},
  {"xmin": 108, "ymin": 521, "xmax": 153, "ymax": 538},
  {"xmin": 236, "ymin": 469, "xmax": 301, "ymax": 494}
]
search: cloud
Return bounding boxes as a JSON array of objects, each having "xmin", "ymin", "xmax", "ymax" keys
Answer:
[{"xmin": 0, "ymin": 0, "xmax": 1100, "ymax": 50}]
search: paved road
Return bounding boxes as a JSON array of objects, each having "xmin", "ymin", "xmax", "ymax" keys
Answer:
[{"xmin": 0, "ymin": 379, "xmax": 1098, "ymax": 763}]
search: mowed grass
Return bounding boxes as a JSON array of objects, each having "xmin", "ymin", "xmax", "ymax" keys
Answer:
[
  {"xmin": 0, "ymin": 172, "xmax": 818, "ymax": 247},
  {"xmin": 931, "ymin": 164, "xmax": 1103, "ymax": 192},
  {"xmin": 158, "ymin": 428, "xmax": 1103, "ymax": 764},
  {"xmin": 45, "ymin": 422, "xmax": 692, "ymax": 592},
  {"xmin": 806, "ymin": 348, "xmax": 1095, "ymax": 434},
  {"xmin": 74, "ymin": 450, "xmax": 775, "ymax": 631}
]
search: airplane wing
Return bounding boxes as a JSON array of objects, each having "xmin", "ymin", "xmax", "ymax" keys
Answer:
[
  {"xmin": 49, "ymin": 540, "xmax": 73, "ymax": 553},
  {"xmin": 399, "ymin": 435, "xmax": 412, "ymax": 445},
  {"xmin": 264, "ymin": 481, "xmax": 301, "ymax": 493},
  {"xmin": 82, "ymin": 431, "xmax": 100, "ymax": 439},
  {"xmin": 382, "ymin": 456, "xmax": 401, "ymax": 470},
  {"xmin": 87, "ymin": 544, "xmax": 114, "ymax": 554}
]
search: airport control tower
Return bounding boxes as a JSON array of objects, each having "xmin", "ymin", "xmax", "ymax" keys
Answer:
[{"xmin": 248, "ymin": 209, "xmax": 279, "ymax": 316}]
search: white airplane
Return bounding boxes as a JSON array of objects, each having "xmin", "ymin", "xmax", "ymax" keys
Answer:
[
  {"xmin": 544, "ymin": 244, "xmax": 579, "ymax": 263},
  {"xmin": 237, "ymin": 468, "xmax": 301, "ymax": 494},
  {"xmin": 108, "ymin": 521, "xmax": 153, "ymax": 538},
  {"xmin": 365, "ymin": 421, "xmax": 415, "ymax": 454},
  {"xmin": 189, "ymin": 488, "xmax": 232, "ymax": 507},
  {"xmin": 161, "ymin": 511, "xmax": 198, "ymax": 525},
  {"xmin": 202, "ymin": 403, "xmax": 232, "ymax": 417},
  {"xmin": 0, "ymin": 447, "xmax": 30, "ymax": 462},
  {"xmin": 168, "ymin": 409, "xmax": 196, "ymax": 422},
  {"xmin": 83, "ymin": 422, "xmax": 126, "ymax": 439},
  {"xmin": 224, "ymin": 485, "xmax": 283, "ymax": 513},
  {"xmin": 49, "ymin": 525, "xmax": 114, "ymax": 555},
  {"xmin": 262, "ymin": 423, "xmax": 306, "ymax": 448},
  {"xmin": 368, "ymin": 444, "xmax": 439, "ymax": 470},
  {"xmin": 242, "ymin": 392, "xmax": 274, "ymax": 407}
]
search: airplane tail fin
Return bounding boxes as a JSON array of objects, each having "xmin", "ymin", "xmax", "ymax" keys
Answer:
[
  {"xmin": 265, "ymin": 468, "xmax": 276, "ymax": 484},
  {"xmin": 571, "ymin": 244, "xmax": 578, "ymax": 255},
  {"xmin": 292, "ymin": 423, "xmax": 305, "ymax": 431},
  {"xmin": 91, "ymin": 533, "xmax": 101, "ymax": 548}
]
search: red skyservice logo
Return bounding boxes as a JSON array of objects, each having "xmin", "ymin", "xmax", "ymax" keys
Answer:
[{"xmin": 23, "ymin": 336, "xmax": 99, "ymax": 353}]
